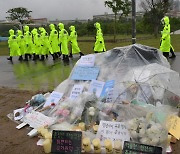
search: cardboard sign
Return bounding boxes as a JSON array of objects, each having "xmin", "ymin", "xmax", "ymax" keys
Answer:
[
  {"xmin": 78, "ymin": 54, "xmax": 95, "ymax": 67},
  {"xmin": 88, "ymin": 80, "xmax": 105, "ymax": 97},
  {"xmin": 23, "ymin": 111, "xmax": 56, "ymax": 128},
  {"xmin": 167, "ymin": 115, "xmax": 180, "ymax": 140},
  {"xmin": 96, "ymin": 121, "xmax": 130, "ymax": 144},
  {"xmin": 123, "ymin": 141, "xmax": 162, "ymax": 154},
  {"xmin": 100, "ymin": 80, "xmax": 115, "ymax": 98},
  {"xmin": 43, "ymin": 91, "xmax": 63, "ymax": 107},
  {"xmin": 51, "ymin": 130, "xmax": 82, "ymax": 154},
  {"xmin": 69, "ymin": 85, "xmax": 84, "ymax": 100},
  {"xmin": 71, "ymin": 66, "xmax": 100, "ymax": 81}
]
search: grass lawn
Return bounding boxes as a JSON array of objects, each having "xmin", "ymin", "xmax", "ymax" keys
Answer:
[{"xmin": 0, "ymin": 34, "xmax": 180, "ymax": 56}]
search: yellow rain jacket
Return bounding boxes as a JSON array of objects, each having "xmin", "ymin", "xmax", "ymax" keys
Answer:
[{"xmin": 8, "ymin": 29, "xmax": 21, "ymax": 56}]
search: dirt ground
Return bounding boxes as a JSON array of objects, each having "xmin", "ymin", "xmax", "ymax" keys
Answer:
[{"xmin": 0, "ymin": 87, "xmax": 179, "ymax": 154}]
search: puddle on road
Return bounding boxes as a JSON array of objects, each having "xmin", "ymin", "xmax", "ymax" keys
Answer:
[{"xmin": 11, "ymin": 58, "xmax": 78, "ymax": 91}]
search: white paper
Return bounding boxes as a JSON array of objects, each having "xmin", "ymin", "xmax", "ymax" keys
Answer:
[
  {"xmin": 16, "ymin": 122, "xmax": 27, "ymax": 129},
  {"xmin": 23, "ymin": 111, "xmax": 56, "ymax": 129},
  {"xmin": 78, "ymin": 54, "xmax": 95, "ymax": 67},
  {"xmin": 13, "ymin": 108, "xmax": 24, "ymax": 121},
  {"xmin": 43, "ymin": 91, "xmax": 63, "ymax": 107},
  {"xmin": 69, "ymin": 85, "xmax": 84, "ymax": 100},
  {"xmin": 88, "ymin": 80, "xmax": 105, "ymax": 97},
  {"xmin": 96, "ymin": 121, "xmax": 130, "ymax": 145},
  {"xmin": 27, "ymin": 129, "xmax": 38, "ymax": 137},
  {"xmin": 37, "ymin": 139, "xmax": 45, "ymax": 146}
]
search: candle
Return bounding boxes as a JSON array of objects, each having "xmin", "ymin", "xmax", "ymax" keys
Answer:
[
  {"xmin": 44, "ymin": 132, "xmax": 52, "ymax": 139},
  {"xmin": 37, "ymin": 126, "xmax": 44, "ymax": 134},
  {"xmin": 104, "ymin": 139, "xmax": 113, "ymax": 154},
  {"xmin": 114, "ymin": 140, "xmax": 122, "ymax": 154},
  {"xmin": 93, "ymin": 125, "xmax": 99, "ymax": 134},
  {"xmin": 167, "ymin": 135, "xmax": 171, "ymax": 146},
  {"xmin": 43, "ymin": 139, "xmax": 51, "ymax": 153},
  {"xmin": 82, "ymin": 137, "xmax": 91, "ymax": 152},
  {"xmin": 92, "ymin": 138, "xmax": 101, "ymax": 153},
  {"xmin": 41, "ymin": 129, "xmax": 49, "ymax": 137},
  {"xmin": 78, "ymin": 122, "xmax": 85, "ymax": 131}
]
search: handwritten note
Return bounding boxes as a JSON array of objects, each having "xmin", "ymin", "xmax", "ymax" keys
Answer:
[
  {"xmin": 96, "ymin": 121, "xmax": 130, "ymax": 144},
  {"xmin": 71, "ymin": 66, "xmax": 100, "ymax": 80},
  {"xmin": 88, "ymin": 80, "xmax": 105, "ymax": 97},
  {"xmin": 69, "ymin": 85, "xmax": 84, "ymax": 100},
  {"xmin": 51, "ymin": 130, "xmax": 82, "ymax": 154},
  {"xmin": 23, "ymin": 111, "xmax": 56, "ymax": 129},
  {"xmin": 167, "ymin": 115, "xmax": 180, "ymax": 140},
  {"xmin": 78, "ymin": 54, "xmax": 95, "ymax": 67},
  {"xmin": 43, "ymin": 91, "xmax": 63, "ymax": 107}
]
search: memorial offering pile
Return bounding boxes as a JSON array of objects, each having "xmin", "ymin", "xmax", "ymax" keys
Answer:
[{"xmin": 11, "ymin": 44, "xmax": 180, "ymax": 153}]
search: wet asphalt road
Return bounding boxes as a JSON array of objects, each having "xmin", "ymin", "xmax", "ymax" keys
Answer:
[
  {"xmin": 0, "ymin": 55, "xmax": 78, "ymax": 91},
  {"xmin": 0, "ymin": 53, "xmax": 179, "ymax": 91}
]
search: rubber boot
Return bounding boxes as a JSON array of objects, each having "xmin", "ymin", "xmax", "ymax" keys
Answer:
[
  {"xmin": 40, "ymin": 55, "xmax": 45, "ymax": 61},
  {"xmin": 18, "ymin": 55, "xmax": 23, "ymax": 61},
  {"xmin": 36, "ymin": 55, "xmax": 40, "ymax": 60},
  {"xmin": 7, "ymin": 56, "xmax": 12, "ymax": 61},
  {"xmin": 28, "ymin": 54, "xmax": 32, "ymax": 59},
  {"xmin": 62, "ymin": 54, "xmax": 66, "ymax": 60},
  {"xmin": 169, "ymin": 48, "xmax": 176, "ymax": 58},
  {"xmin": 69, "ymin": 53, "xmax": 73, "ymax": 58},
  {"xmin": 65, "ymin": 55, "xmax": 69, "ymax": 62},
  {"xmin": 54, "ymin": 53, "xmax": 58, "ymax": 59},
  {"xmin": 24, "ymin": 54, "xmax": 28, "ymax": 61},
  {"xmin": 51, "ymin": 54, "xmax": 55, "ymax": 60},
  {"xmin": 79, "ymin": 52, "xmax": 84, "ymax": 57},
  {"xmin": 57, "ymin": 52, "xmax": 61, "ymax": 58},
  {"xmin": 32, "ymin": 54, "xmax": 36, "ymax": 61}
]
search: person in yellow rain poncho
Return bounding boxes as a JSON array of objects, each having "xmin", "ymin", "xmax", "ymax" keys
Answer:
[
  {"xmin": 16, "ymin": 30, "xmax": 26, "ymax": 61},
  {"xmin": 49, "ymin": 24, "xmax": 60, "ymax": 60},
  {"xmin": 69, "ymin": 25, "xmax": 84, "ymax": 58},
  {"xmin": 23, "ymin": 25, "xmax": 33, "ymax": 61},
  {"xmin": 160, "ymin": 16, "xmax": 171, "ymax": 59},
  {"xmin": 7, "ymin": 29, "xmax": 21, "ymax": 61},
  {"xmin": 58, "ymin": 23, "xmax": 69, "ymax": 61},
  {"xmin": 94, "ymin": 22, "xmax": 106, "ymax": 53},
  {"xmin": 39, "ymin": 27, "xmax": 53, "ymax": 60},
  {"xmin": 31, "ymin": 28, "xmax": 41, "ymax": 61}
]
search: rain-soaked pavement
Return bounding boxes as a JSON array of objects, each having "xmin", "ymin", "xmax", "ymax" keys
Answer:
[
  {"xmin": 0, "ymin": 53, "xmax": 180, "ymax": 91},
  {"xmin": 0, "ymin": 55, "xmax": 79, "ymax": 91}
]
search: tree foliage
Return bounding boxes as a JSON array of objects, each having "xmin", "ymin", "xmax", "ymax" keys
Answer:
[
  {"xmin": 140, "ymin": 0, "xmax": 172, "ymax": 37},
  {"xmin": 6, "ymin": 7, "xmax": 32, "ymax": 24},
  {"xmin": 104, "ymin": 0, "xmax": 131, "ymax": 42}
]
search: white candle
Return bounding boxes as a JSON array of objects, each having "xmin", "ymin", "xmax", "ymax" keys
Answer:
[
  {"xmin": 43, "ymin": 139, "xmax": 51, "ymax": 153},
  {"xmin": 92, "ymin": 138, "xmax": 101, "ymax": 153},
  {"xmin": 82, "ymin": 137, "xmax": 91, "ymax": 152},
  {"xmin": 114, "ymin": 140, "xmax": 122, "ymax": 154},
  {"xmin": 104, "ymin": 139, "xmax": 113, "ymax": 153},
  {"xmin": 78, "ymin": 122, "xmax": 85, "ymax": 131}
]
